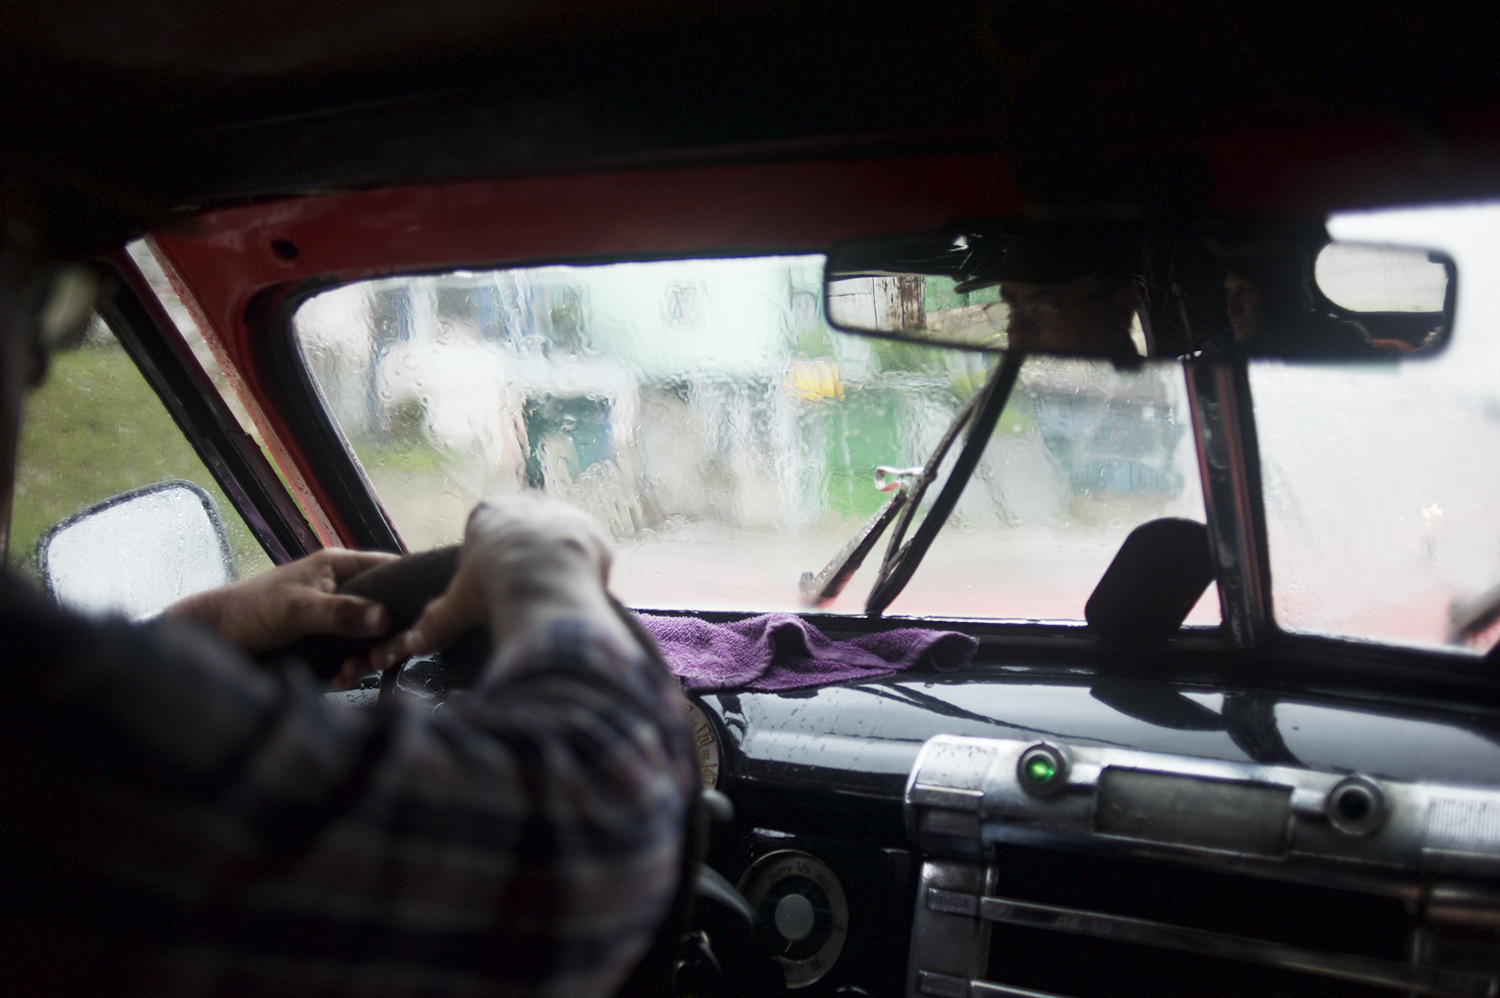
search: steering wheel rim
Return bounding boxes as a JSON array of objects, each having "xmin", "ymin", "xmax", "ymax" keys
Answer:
[{"xmin": 269, "ymin": 545, "xmax": 463, "ymax": 683}]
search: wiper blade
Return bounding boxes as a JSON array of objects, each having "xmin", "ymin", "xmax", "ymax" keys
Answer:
[
  {"xmin": 798, "ymin": 353, "xmax": 1023, "ymax": 613},
  {"xmin": 1450, "ymin": 579, "xmax": 1500, "ymax": 645},
  {"xmin": 800, "ymin": 470, "xmax": 914, "ymax": 606}
]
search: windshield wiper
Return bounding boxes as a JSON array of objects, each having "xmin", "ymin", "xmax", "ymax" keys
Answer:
[
  {"xmin": 799, "ymin": 467, "xmax": 917, "ymax": 605},
  {"xmin": 1451, "ymin": 580, "xmax": 1500, "ymax": 647},
  {"xmin": 800, "ymin": 352, "xmax": 1024, "ymax": 614}
]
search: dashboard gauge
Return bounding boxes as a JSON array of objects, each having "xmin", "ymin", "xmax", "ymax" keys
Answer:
[
  {"xmin": 686, "ymin": 699, "xmax": 721, "ymax": 789},
  {"xmin": 739, "ymin": 850, "xmax": 849, "ymax": 989}
]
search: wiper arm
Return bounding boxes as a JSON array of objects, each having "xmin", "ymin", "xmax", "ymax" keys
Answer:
[
  {"xmin": 800, "ymin": 468, "xmax": 916, "ymax": 605},
  {"xmin": 799, "ymin": 352, "xmax": 1024, "ymax": 613},
  {"xmin": 800, "ymin": 377, "xmax": 995, "ymax": 607},
  {"xmin": 865, "ymin": 352, "xmax": 1023, "ymax": 616}
]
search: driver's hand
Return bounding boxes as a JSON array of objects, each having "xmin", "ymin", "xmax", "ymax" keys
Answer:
[
  {"xmin": 370, "ymin": 493, "xmax": 626, "ymax": 674},
  {"xmin": 164, "ymin": 548, "xmax": 398, "ymax": 658}
]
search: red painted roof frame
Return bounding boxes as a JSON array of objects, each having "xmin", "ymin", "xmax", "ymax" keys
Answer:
[
  {"xmin": 148, "ymin": 154, "xmax": 1021, "ymax": 544},
  {"xmin": 146, "ymin": 123, "xmax": 1500, "ymax": 546}
]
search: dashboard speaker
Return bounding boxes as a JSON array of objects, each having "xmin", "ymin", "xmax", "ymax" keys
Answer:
[{"xmin": 738, "ymin": 850, "xmax": 849, "ymax": 989}]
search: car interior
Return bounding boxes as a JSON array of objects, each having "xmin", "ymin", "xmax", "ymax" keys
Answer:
[{"xmin": 7, "ymin": 4, "xmax": 1500, "ymax": 996}]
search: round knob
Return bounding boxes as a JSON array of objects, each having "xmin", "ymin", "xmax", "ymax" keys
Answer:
[
  {"xmin": 774, "ymin": 892, "xmax": 816, "ymax": 941},
  {"xmin": 1326, "ymin": 776, "xmax": 1386, "ymax": 836},
  {"xmin": 738, "ymin": 850, "xmax": 849, "ymax": 989}
]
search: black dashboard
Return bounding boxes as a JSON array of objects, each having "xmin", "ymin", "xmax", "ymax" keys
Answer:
[{"xmin": 692, "ymin": 663, "xmax": 1500, "ymax": 997}]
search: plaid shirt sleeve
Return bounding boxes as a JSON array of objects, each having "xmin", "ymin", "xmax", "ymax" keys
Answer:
[{"xmin": 1, "ymin": 571, "xmax": 695, "ymax": 998}]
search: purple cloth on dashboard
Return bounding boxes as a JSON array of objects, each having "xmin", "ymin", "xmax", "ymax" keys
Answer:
[{"xmin": 635, "ymin": 612, "xmax": 979, "ymax": 692}]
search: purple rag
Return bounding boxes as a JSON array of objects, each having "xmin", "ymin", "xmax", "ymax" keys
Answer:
[{"xmin": 634, "ymin": 613, "xmax": 978, "ymax": 692}]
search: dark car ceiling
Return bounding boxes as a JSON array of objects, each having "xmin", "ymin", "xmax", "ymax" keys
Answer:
[{"xmin": 4, "ymin": 1, "xmax": 1500, "ymax": 250}]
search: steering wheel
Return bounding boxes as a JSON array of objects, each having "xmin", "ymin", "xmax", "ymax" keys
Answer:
[
  {"xmin": 270, "ymin": 544, "xmax": 657, "ymax": 698},
  {"xmin": 272, "ymin": 546, "xmax": 745, "ymax": 997},
  {"xmin": 268, "ymin": 545, "xmax": 482, "ymax": 687}
]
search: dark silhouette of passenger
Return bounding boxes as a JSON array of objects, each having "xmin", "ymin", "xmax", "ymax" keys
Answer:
[
  {"xmin": 1219, "ymin": 244, "xmax": 1375, "ymax": 360},
  {"xmin": 961, "ymin": 222, "xmax": 1145, "ymax": 361}
]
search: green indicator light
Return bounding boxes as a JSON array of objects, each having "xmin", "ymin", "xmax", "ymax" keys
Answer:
[{"xmin": 1024, "ymin": 754, "xmax": 1058, "ymax": 785}]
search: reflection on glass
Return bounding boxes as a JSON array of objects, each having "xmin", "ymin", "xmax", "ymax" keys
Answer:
[
  {"xmin": 41, "ymin": 482, "xmax": 233, "ymax": 619},
  {"xmin": 827, "ymin": 275, "xmax": 1008, "ymax": 349},
  {"xmin": 294, "ymin": 256, "xmax": 1214, "ymax": 620},
  {"xmin": 1313, "ymin": 242, "xmax": 1449, "ymax": 313}
]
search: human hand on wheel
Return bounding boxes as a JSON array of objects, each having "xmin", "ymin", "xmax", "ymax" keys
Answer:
[
  {"xmin": 164, "ymin": 548, "xmax": 398, "ymax": 658},
  {"xmin": 369, "ymin": 493, "xmax": 627, "ymax": 675}
]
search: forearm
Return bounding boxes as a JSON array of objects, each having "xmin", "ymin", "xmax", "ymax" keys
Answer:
[
  {"xmin": 235, "ymin": 618, "xmax": 692, "ymax": 997},
  {"xmin": 19, "ymin": 589, "xmax": 691, "ymax": 995},
  {"xmin": 7, "ymin": 568, "xmax": 285, "ymax": 789},
  {"xmin": 8, "ymin": 485, "xmax": 694, "ymax": 996}
]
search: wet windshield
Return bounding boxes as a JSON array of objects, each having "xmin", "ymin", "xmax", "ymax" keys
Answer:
[
  {"xmin": 292, "ymin": 256, "xmax": 1215, "ymax": 622},
  {"xmin": 1252, "ymin": 205, "xmax": 1500, "ymax": 655}
]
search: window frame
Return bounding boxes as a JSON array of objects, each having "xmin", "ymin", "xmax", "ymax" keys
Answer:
[
  {"xmin": 95, "ymin": 245, "xmax": 1500, "ymax": 701},
  {"xmin": 91, "ymin": 256, "xmax": 320, "ymax": 565}
]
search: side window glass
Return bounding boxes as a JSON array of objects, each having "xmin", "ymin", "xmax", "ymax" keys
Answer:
[
  {"xmin": 1251, "ymin": 205, "xmax": 1500, "ymax": 654},
  {"xmin": 6, "ymin": 315, "xmax": 273, "ymax": 584}
]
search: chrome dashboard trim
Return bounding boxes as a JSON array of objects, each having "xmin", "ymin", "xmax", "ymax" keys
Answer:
[
  {"xmin": 905, "ymin": 734, "xmax": 1500, "ymax": 998},
  {"xmin": 906, "ymin": 734, "xmax": 1500, "ymax": 889},
  {"xmin": 918, "ymin": 970, "xmax": 1076, "ymax": 997},
  {"xmin": 905, "ymin": 860, "xmax": 995, "ymax": 998}
]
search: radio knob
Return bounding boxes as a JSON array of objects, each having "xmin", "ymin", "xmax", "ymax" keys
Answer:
[
  {"xmin": 1326, "ymin": 776, "xmax": 1386, "ymax": 836},
  {"xmin": 774, "ymin": 891, "xmax": 817, "ymax": 941}
]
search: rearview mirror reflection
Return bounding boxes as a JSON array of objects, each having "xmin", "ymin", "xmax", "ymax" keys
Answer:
[{"xmin": 825, "ymin": 221, "xmax": 1455, "ymax": 363}]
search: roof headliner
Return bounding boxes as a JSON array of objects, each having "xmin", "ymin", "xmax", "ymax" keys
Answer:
[{"xmin": 5, "ymin": 2, "xmax": 1500, "ymax": 248}]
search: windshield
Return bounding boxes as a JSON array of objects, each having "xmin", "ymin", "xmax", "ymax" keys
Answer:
[{"xmin": 292, "ymin": 256, "xmax": 1215, "ymax": 622}]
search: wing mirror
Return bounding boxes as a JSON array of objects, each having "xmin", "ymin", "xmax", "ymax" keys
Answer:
[
  {"xmin": 824, "ymin": 218, "xmax": 1455, "ymax": 362},
  {"xmin": 37, "ymin": 479, "xmax": 236, "ymax": 619}
]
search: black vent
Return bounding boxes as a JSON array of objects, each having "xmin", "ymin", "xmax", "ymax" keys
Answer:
[
  {"xmin": 983, "ymin": 845, "xmax": 1411, "ymax": 998},
  {"xmin": 988, "ymin": 924, "xmax": 1398, "ymax": 998}
]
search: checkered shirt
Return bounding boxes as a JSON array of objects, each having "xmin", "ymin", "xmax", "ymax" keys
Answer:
[{"xmin": 1, "ymin": 570, "xmax": 694, "ymax": 997}]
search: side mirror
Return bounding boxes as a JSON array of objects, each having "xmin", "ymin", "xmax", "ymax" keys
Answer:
[{"xmin": 37, "ymin": 479, "xmax": 236, "ymax": 619}]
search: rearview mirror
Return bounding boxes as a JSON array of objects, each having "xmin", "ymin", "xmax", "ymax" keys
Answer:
[
  {"xmin": 37, "ymin": 479, "xmax": 236, "ymax": 619},
  {"xmin": 1308, "ymin": 242, "xmax": 1455, "ymax": 354},
  {"xmin": 824, "ymin": 220, "xmax": 1455, "ymax": 362}
]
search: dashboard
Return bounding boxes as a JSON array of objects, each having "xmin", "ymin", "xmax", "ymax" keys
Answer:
[{"xmin": 690, "ymin": 668, "xmax": 1500, "ymax": 998}]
